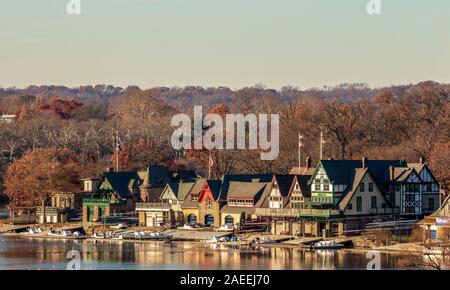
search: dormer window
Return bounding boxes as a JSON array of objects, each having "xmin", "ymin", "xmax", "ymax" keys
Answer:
[{"xmin": 228, "ymin": 198, "xmax": 253, "ymax": 207}]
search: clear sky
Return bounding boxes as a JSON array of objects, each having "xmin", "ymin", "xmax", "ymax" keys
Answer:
[{"xmin": 1, "ymin": 0, "xmax": 449, "ymax": 89}]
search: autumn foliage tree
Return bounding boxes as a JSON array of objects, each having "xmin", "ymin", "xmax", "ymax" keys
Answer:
[
  {"xmin": 5, "ymin": 148, "xmax": 81, "ymax": 218},
  {"xmin": 39, "ymin": 97, "xmax": 83, "ymax": 119}
]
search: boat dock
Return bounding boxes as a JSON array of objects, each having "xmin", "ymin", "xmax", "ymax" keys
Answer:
[
  {"xmin": 163, "ymin": 229, "xmax": 232, "ymax": 241},
  {"xmin": 0, "ymin": 225, "xmax": 31, "ymax": 234}
]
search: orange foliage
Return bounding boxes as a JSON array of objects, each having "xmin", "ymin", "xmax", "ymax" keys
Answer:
[{"xmin": 4, "ymin": 148, "xmax": 81, "ymax": 208}]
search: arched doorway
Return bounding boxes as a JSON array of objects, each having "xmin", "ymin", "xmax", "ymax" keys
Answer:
[
  {"xmin": 187, "ymin": 214, "xmax": 197, "ymax": 225},
  {"xmin": 224, "ymin": 215, "xmax": 234, "ymax": 225},
  {"xmin": 204, "ymin": 214, "xmax": 214, "ymax": 227}
]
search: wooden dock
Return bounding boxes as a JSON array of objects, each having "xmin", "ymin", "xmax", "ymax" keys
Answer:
[
  {"xmin": 0, "ymin": 225, "xmax": 30, "ymax": 234},
  {"xmin": 162, "ymin": 229, "xmax": 232, "ymax": 241}
]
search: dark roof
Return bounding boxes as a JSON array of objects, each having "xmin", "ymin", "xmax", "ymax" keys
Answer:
[
  {"xmin": 140, "ymin": 165, "xmax": 198, "ymax": 189},
  {"xmin": 273, "ymin": 174, "xmax": 295, "ymax": 197},
  {"xmin": 172, "ymin": 170, "xmax": 198, "ymax": 183},
  {"xmin": 205, "ymin": 180, "xmax": 222, "ymax": 200},
  {"xmin": 296, "ymin": 175, "xmax": 312, "ymax": 198},
  {"xmin": 318, "ymin": 159, "xmax": 408, "ymax": 184},
  {"xmin": 101, "ymin": 172, "xmax": 141, "ymax": 198}
]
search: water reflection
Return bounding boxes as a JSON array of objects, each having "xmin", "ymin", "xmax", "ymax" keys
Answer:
[{"xmin": 0, "ymin": 236, "xmax": 408, "ymax": 270}]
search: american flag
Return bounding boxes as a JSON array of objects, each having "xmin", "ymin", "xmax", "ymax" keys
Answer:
[{"xmin": 298, "ymin": 134, "xmax": 304, "ymax": 149}]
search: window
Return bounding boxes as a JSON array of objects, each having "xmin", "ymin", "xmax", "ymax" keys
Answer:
[
  {"xmin": 224, "ymin": 215, "xmax": 234, "ymax": 225},
  {"xmin": 371, "ymin": 196, "xmax": 377, "ymax": 209},
  {"xmin": 405, "ymin": 183, "xmax": 420, "ymax": 193},
  {"xmin": 381, "ymin": 203, "xmax": 386, "ymax": 209},
  {"xmin": 369, "ymin": 183, "xmax": 374, "ymax": 192},
  {"xmin": 404, "ymin": 206, "xmax": 415, "ymax": 214},
  {"xmin": 206, "ymin": 198, "xmax": 212, "ymax": 209},
  {"xmin": 347, "ymin": 203, "xmax": 353, "ymax": 210},
  {"xmin": 315, "ymin": 183, "xmax": 321, "ymax": 191},
  {"xmin": 359, "ymin": 183, "xmax": 365, "ymax": 192},
  {"xmin": 428, "ymin": 198, "xmax": 435, "ymax": 212},
  {"xmin": 191, "ymin": 194, "xmax": 198, "ymax": 201},
  {"xmin": 187, "ymin": 214, "xmax": 197, "ymax": 224},
  {"xmin": 357, "ymin": 197, "xmax": 362, "ymax": 212},
  {"xmin": 405, "ymin": 194, "xmax": 415, "ymax": 202},
  {"xmin": 426, "ymin": 184, "xmax": 432, "ymax": 192},
  {"xmin": 395, "ymin": 184, "xmax": 400, "ymax": 192},
  {"xmin": 323, "ymin": 184, "xmax": 330, "ymax": 191}
]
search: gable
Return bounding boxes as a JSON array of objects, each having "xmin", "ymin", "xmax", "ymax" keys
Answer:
[
  {"xmin": 339, "ymin": 169, "xmax": 389, "ymax": 212},
  {"xmin": 418, "ymin": 166, "xmax": 438, "ymax": 183},
  {"xmin": 198, "ymin": 183, "xmax": 216, "ymax": 203},
  {"xmin": 309, "ymin": 163, "xmax": 330, "ymax": 185},
  {"xmin": 406, "ymin": 170, "xmax": 422, "ymax": 183},
  {"xmin": 270, "ymin": 187, "xmax": 281, "ymax": 197},
  {"xmin": 160, "ymin": 185, "xmax": 177, "ymax": 201},
  {"xmin": 98, "ymin": 178, "xmax": 113, "ymax": 191}
]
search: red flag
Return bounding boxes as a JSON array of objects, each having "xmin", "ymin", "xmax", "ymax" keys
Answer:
[
  {"xmin": 299, "ymin": 134, "xmax": 304, "ymax": 148},
  {"xmin": 116, "ymin": 132, "xmax": 124, "ymax": 151},
  {"xmin": 208, "ymin": 153, "xmax": 214, "ymax": 167}
]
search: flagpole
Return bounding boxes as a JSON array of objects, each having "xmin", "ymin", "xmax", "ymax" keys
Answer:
[
  {"xmin": 116, "ymin": 130, "xmax": 119, "ymax": 172},
  {"xmin": 208, "ymin": 151, "xmax": 211, "ymax": 180},
  {"xmin": 298, "ymin": 134, "xmax": 301, "ymax": 173},
  {"xmin": 320, "ymin": 131, "xmax": 323, "ymax": 160}
]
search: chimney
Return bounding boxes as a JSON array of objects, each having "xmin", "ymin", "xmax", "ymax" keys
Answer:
[
  {"xmin": 306, "ymin": 157, "xmax": 312, "ymax": 169},
  {"xmin": 389, "ymin": 165, "xmax": 394, "ymax": 181},
  {"xmin": 420, "ymin": 157, "xmax": 425, "ymax": 165},
  {"xmin": 362, "ymin": 157, "xmax": 368, "ymax": 169}
]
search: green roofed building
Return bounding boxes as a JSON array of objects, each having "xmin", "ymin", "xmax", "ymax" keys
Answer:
[
  {"xmin": 301, "ymin": 157, "xmax": 441, "ymax": 237},
  {"xmin": 82, "ymin": 165, "xmax": 199, "ymax": 223}
]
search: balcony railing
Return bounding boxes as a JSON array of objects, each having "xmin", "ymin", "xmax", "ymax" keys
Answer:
[
  {"xmin": 255, "ymin": 208, "xmax": 299, "ymax": 217},
  {"xmin": 299, "ymin": 208, "xmax": 341, "ymax": 217},
  {"xmin": 135, "ymin": 203, "xmax": 171, "ymax": 211},
  {"xmin": 36, "ymin": 206, "xmax": 65, "ymax": 215}
]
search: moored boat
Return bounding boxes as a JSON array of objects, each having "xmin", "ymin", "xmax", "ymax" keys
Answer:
[{"xmin": 310, "ymin": 240, "xmax": 344, "ymax": 250}]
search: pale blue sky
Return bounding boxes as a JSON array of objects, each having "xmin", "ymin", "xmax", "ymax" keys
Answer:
[{"xmin": 0, "ymin": 0, "xmax": 449, "ymax": 89}]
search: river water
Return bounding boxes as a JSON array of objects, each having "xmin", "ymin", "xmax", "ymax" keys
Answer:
[{"xmin": 0, "ymin": 236, "xmax": 413, "ymax": 270}]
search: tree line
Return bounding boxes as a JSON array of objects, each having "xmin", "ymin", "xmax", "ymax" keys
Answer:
[{"xmin": 0, "ymin": 81, "xmax": 449, "ymax": 207}]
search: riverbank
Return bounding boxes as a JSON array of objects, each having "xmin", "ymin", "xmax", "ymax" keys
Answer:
[{"xmin": 0, "ymin": 222, "xmax": 428, "ymax": 255}]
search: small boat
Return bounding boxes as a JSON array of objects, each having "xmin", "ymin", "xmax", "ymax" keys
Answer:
[
  {"xmin": 133, "ymin": 231, "xmax": 172, "ymax": 240},
  {"xmin": 93, "ymin": 232, "xmax": 105, "ymax": 239},
  {"xmin": 310, "ymin": 241, "xmax": 344, "ymax": 250},
  {"xmin": 218, "ymin": 224, "xmax": 235, "ymax": 232},
  {"xmin": 47, "ymin": 230, "xmax": 73, "ymax": 237},
  {"xmin": 111, "ymin": 223, "xmax": 127, "ymax": 229},
  {"xmin": 206, "ymin": 235, "xmax": 230, "ymax": 243},
  {"xmin": 178, "ymin": 223, "xmax": 196, "ymax": 230},
  {"xmin": 21, "ymin": 227, "xmax": 43, "ymax": 235},
  {"xmin": 253, "ymin": 237, "xmax": 275, "ymax": 245},
  {"xmin": 111, "ymin": 234, "xmax": 124, "ymax": 240}
]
